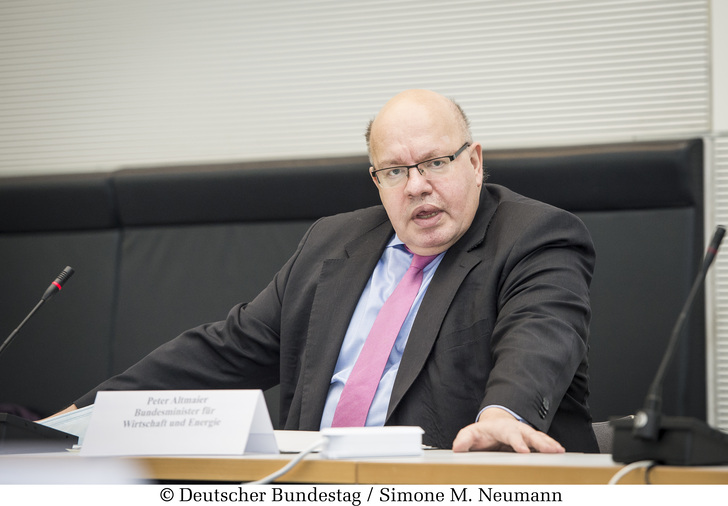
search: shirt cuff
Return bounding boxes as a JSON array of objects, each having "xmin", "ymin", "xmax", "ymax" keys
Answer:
[{"xmin": 478, "ymin": 405, "xmax": 528, "ymax": 424}]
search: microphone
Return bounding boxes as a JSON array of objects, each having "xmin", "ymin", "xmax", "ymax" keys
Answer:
[
  {"xmin": 0, "ymin": 266, "xmax": 75, "ymax": 358},
  {"xmin": 41, "ymin": 265, "xmax": 75, "ymax": 302},
  {"xmin": 612, "ymin": 226, "xmax": 728, "ymax": 465},
  {"xmin": 0, "ymin": 266, "xmax": 79, "ymax": 454}
]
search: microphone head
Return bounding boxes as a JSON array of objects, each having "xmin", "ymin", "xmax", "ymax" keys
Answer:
[
  {"xmin": 702, "ymin": 225, "xmax": 726, "ymax": 271},
  {"xmin": 41, "ymin": 266, "xmax": 75, "ymax": 301},
  {"xmin": 57, "ymin": 266, "xmax": 75, "ymax": 285},
  {"xmin": 713, "ymin": 225, "xmax": 726, "ymax": 248}
]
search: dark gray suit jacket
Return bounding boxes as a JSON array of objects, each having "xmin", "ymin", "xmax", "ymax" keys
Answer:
[{"xmin": 76, "ymin": 184, "xmax": 599, "ymax": 452}]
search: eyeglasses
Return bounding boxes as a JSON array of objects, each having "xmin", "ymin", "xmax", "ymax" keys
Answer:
[{"xmin": 371, "ymin": 142, "xmax": 471, "ymax": 188}]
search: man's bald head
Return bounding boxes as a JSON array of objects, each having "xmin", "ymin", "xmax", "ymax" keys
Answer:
[{"xmin": 365, "ymin": 90, "xmax": 472, "ymax": 161}]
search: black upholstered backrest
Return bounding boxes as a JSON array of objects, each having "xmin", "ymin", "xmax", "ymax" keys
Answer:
[
  {"xmin": 0, "ymin": 139, "xmax": 705, "ymax": 425},
  {"xmin": 0, "ymin": 174, "xmax": 121, "ymax": 416},
  {"xmin": 487, "ymin": 139, "xmax": 705, "ymax": 421}
]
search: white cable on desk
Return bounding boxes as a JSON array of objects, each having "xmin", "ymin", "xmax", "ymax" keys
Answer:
[
  {"xmin": 607, "ymin": 460, "xmax": 656, "ymax": 485},
  {"xmin": 246, "ymin": 438, "xmax": 327, "ymax": 485}
]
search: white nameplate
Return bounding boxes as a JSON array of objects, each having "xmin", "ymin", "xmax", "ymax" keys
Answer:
[{"xmin": 80, "ymin": 390, "xmax": 278, "ymax": 456}]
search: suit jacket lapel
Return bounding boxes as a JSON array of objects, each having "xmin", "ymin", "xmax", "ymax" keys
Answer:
[
  {"xmin": 387, "ymin": 189, "xmax": 498, "ymax": 420},
  {"xmin": 297, "ymin": 217, "xmax": 393, "ymax": 429}
]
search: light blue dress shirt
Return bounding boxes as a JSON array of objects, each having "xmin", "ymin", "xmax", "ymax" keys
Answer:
[{"xmin": 319, "ymin": 235, "xmax": 445, "ymax": 429}]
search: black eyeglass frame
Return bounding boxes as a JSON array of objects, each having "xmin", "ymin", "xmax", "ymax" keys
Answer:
[{"xmin": 371, "ymin": 142, "xmax": 471, "ymax": 186}]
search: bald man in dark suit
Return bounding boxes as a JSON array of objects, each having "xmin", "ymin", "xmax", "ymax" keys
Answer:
[{"xmin": 59, "ymin": 90, "xmax": 599, "ymax": 453}]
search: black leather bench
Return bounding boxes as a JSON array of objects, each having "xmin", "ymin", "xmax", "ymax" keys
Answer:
[{"xmin": 0, "ymin": 139, "xmax": 705, "ymax": 427}]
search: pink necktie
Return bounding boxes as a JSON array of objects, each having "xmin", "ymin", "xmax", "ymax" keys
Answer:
[{"xmin": 331, "ymin": 251, "xmax": 437, "ymax": 427}]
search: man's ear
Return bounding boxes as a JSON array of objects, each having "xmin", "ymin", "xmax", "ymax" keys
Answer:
[{"xmin": 470, "ymin": 143, "xmax": 484, "ymax": 186}]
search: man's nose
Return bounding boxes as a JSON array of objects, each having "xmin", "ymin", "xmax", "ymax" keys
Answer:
[{"xmin": 404, "ymin": 167, "xmax": 432, "ymax": 195}]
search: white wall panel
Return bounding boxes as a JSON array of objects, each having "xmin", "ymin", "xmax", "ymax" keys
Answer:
[
  {"xmin": 0, "ymin": 0, "xmax": 710, "ymax": 175},
  {"xmin": 709, "ymin": 136, "xmax": 728, "ymax": 429}
]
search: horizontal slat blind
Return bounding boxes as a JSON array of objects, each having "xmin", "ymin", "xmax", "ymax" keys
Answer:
[
  {"xmin": 4, "ymin": 0, "xmax": 728, "ymax": 430},
  {"xmin": 0, "ymin": 0, "xmax": 710, "ymax": 175},
  {"xmin": 711, "ymin": 136, "xmax": 728, "ymax": 429}
]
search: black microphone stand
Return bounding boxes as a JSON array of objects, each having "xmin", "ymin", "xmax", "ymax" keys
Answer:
[
  {"xmin": 612, "ymin": 226, "xmax": 728, "ymax": 465},
  {"xmin": 0, "ymin": 267, "xmax": 79, "ymax": 454}
]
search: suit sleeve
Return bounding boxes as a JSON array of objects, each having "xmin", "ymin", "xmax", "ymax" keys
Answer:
[
  {"xmin": 479, "ymin": 204, "xmax": 595, "ymax": 432},
  {"xmin": 73, "ymin": 219, "xmax": 321, "ymax": 408}
]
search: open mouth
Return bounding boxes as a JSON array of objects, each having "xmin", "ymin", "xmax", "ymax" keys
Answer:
[
  {"xmin": 412, "ymin": 205, "xmax": 442, "ymax": 223},
  {"xmin": 416, "ymin": 210, "xmax": 439, "ymax": 220}
]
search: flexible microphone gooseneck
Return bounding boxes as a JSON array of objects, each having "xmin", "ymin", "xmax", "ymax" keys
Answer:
[
  {"xmin": 632, "ymin": 226, "xmax": 725, "ymax": 441},
  {"xmin": 0, "ymin": 266, "xmax": 80, "ymax": 454},
  {"xmin": 612, "ymin": 226, "xmax": 728, "ymax": 465},
  {"xmin": 0, "ymin": 266, "xmax": 75, "ymax": 358}
]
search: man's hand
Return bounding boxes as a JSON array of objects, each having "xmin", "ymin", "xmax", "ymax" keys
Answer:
[{"xmin": 452, "ymin": 407, "xmax": 565, "ymax": 453}]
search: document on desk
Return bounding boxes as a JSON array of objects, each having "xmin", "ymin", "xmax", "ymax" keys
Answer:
[
  {"xmin": 74, "ymin": 389, "xmax": 278, "ymax": 456},
  {"xmin": 37, "ymin": 404, "xmax": 94, "ymax": 446}
]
